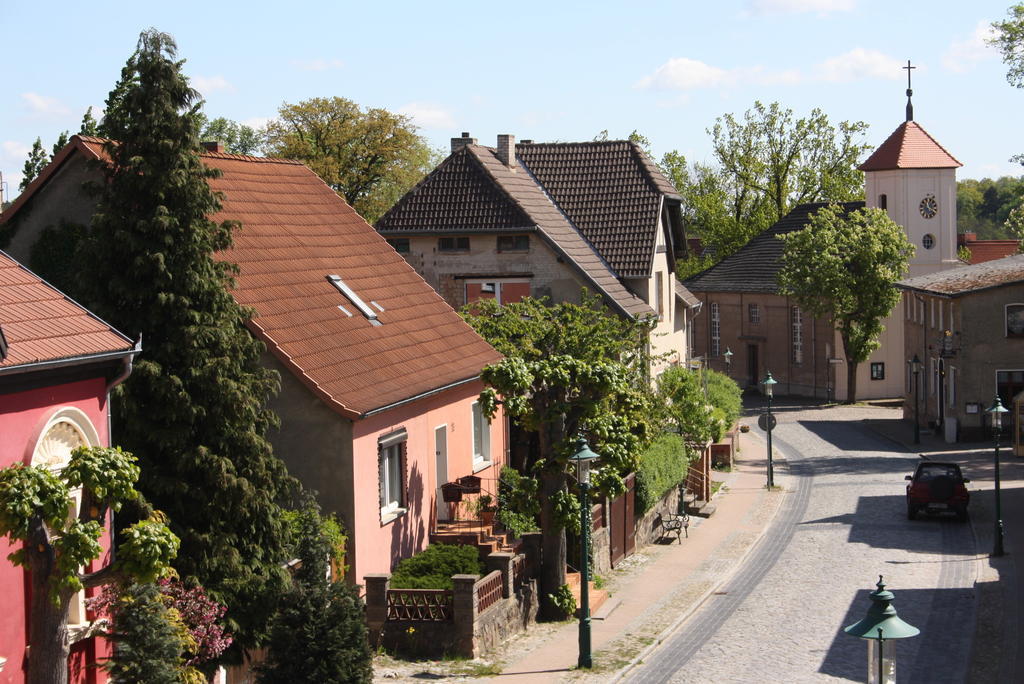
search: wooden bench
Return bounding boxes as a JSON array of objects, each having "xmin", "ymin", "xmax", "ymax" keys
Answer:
[{"xmin": 657, "ymin": 511, "xmax": 689, "ymax": 544}]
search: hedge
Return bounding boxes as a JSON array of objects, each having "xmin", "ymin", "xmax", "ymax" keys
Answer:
[
  {"xmin": 635, "ymin": 433, "xmax": 690, "ymax": 514},
  {"xmin": 389, "ymin": 544, "xmax": 485, "ymax": 590}
]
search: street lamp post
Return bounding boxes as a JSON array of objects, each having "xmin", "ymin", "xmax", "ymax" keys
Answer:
[
  {"xmin": 762, "ymin": 372, "xmax": 777, "ymax": 489},
  {"xmin": 988, "ymin": 395, "xmax": 1009, "ymax": 557},
  {"xmin": 571, "ymin": 438, "xmax": 600, "ymax": 669},
  {"xmin": 845, "ymin": 575, "xmax": 920, "ymax": 684},
  {"xmin": 910, "ymin": 354, "xmax": 922, "ymax": 445},
  {"xmin": 723, "ymin": 347, "xmax": 733, "ymax": 378}
]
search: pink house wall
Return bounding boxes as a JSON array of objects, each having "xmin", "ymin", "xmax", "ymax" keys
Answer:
[
  {"xmin": 351, "ymin": 380, "xmax": 504, "ymax": 584},
  {"xmin": 0, "ymin": 378, "xmax": 111, "ymax": 684}
]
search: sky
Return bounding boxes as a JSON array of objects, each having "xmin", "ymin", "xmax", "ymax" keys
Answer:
[{"xmin": 2, "ymin": 0, "xmax": 1021, "ymax": 202}]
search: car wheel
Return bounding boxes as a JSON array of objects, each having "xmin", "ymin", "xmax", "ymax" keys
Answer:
[{"xmin": 907, "ymin": 503, "xmax": 917, "ymax": 520}]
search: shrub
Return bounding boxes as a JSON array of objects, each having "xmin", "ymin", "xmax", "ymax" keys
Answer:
[
  {"xmin": 635, "ymin": 433, "xmax": 690, "ymax": 513},
  {"xmin": 390, "ymin": 544, "xmax": 485, "ymax": 590},
  {"xmin": 257, "ymin": 500, "xmax": 372, "ymax": 683},
  {"xmin": 496, "ymin": 466, "xmax": 540, "ymax": 537},
  {"xmin": 657, "ymin": 366, "xmax": 717, "ymax": 444},
  {"xmin": 706, "ymin": 369, "xmax": 742, "ymax": 430}
]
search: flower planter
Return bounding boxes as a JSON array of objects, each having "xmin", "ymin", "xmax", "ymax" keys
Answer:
[
  {"xmin": 457, "ymin": 475, "xmax": 481, "ymax": 493},
  {"xmin": 441, "ymin": 483, "xmax": 463, "ymax": 503}
]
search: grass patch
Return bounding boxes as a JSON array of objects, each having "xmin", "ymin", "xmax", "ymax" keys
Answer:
[{"xmin": 711, "ymin": 481, "xmax": 724, "ymax": 497}]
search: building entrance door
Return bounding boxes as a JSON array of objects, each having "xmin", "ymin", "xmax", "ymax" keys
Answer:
[
  {"xmin": 747, "ymin": 344, "xmax": 759, "ymax": 388},
  {"xmin": 435, "ymin": 426, "xmax": 449, "ymax": 522}
]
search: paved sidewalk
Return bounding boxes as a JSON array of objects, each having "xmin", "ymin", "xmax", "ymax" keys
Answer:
[{"xmin": 482, "ymin": 428, "xmax": 785, "ymax": 682}]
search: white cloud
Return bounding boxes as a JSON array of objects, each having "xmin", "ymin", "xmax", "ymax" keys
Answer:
[
  {"xmin": 636, "ymin": 58, "xmax": 732, "ymax": 90},
  {"xmin": 747, "ymin": 0, "xmax": 855, "ymax": 14},
  {"xmin": 21, "ymin": 92, "xmax": 70, "ymax": 117},
  {"xmin": 815, "ymin": 49, "xmax": 904, "ymax": 82},
  {"xmin": 241, "ymin": 116, "xmax": 272, "ymax": 130},
  {"xmin": 637, "ymin": 58, "xmax": 803, "ymax": 90},
  {"xmin": 192, "ymin": 75, "xmax": 234, "ymax": 95},
  {"xmin": 943, "ymin": 21, "xmax": 997, "ymax": 73},
  {"xmin": 290, "ymin": 58, "xmax": 344, "ymax": 72},
  {"xmin": 1, "ymin": 141, "xmax": 32, "ymax": 200},
  {"xmin": 397, "ymin": 102, "xmax": 455, "ymax": 130}
]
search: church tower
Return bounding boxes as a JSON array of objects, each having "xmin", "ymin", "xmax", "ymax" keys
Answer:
[{"xmin": 859, "ymin": 62, "xmax": 962, "ymax": 277}]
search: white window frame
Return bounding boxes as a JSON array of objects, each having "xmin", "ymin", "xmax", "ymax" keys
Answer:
[
  {"xmin": 749, "ymin": 303, "xmax": 761, "ymax": 325},
  {"xmin": 472, "ymin": 401, "xmax": 492, "ymax": 468},
  {"xmin": 378, "ymin": 431, "xmax": 407, "ymax": 521},
  {"xmin": 710, "ymin": 302, "xmax": 720, "ymax": 357},
  {"xmin": 464, "ymin": 278, "xmax": 530, "ymax": 306}
]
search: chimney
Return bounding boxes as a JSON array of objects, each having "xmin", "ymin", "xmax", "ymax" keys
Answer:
[
  {"xmin": 450, "ymin": 132, "xmax": 477, "ymax": 154},
  {"xmin": 201, "ymin": 141, "xmax": 225, "ymax": 153},
  {"xmin": 496, "ymin": 134, "xmax": 516, "ymax": 169}
]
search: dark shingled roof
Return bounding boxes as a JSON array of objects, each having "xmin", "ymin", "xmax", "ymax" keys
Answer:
[
  {"xmin": 516, "ymin": 141, "xmax": 675, "ymax": 278},
  {"xmin": 378, "ymin": 141, "xmax": 657, "ymax": 318},
  {"xmin": 897, "ymin": 254, "xmax": 1024, "ymax": 297},
  {"xmin": 684, "ymin": 201, "xmax": 865, "ymax": 294},
  {"xmin": 374, "ymin": 147, "xmax": 532, "ymax": 233}
]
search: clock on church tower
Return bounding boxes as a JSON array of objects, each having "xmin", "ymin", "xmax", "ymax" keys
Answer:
[{"xmin": 858, "ymin": 66, "xmax": 962, "ymax": 277}]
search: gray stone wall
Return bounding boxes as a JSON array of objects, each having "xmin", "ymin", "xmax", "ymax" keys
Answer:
[{"xmin": 633, "ymin": 483, "xmax": 685, "ymax": 549}]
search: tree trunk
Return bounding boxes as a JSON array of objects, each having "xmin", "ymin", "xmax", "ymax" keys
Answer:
[
  {"xmin": 845, "ymin": 360, "xmax": 859, "ymax": 404},
  {"xmin": 537, "ymin": 467, "xmax": 567, "ymax": 620},
  {"xmin": 27, "ymin": 539, "xmax": 73, "ymax": 684}
]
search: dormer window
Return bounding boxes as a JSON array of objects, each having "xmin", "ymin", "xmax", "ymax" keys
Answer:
[{"xmin": 326, "ymin": 275, "xmax": 382, "ymax": 326}]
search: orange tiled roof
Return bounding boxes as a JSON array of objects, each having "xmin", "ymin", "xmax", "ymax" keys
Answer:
[
  {"xmin": 0, "ymin": 250, "xmax": 133, "ymax": 371},
  {"xmin": 15, "ymin": 137, "xmax": 501, "ymax": 417},
  {"xmin": 859, "ymin": 121, "xmax": 961, "ymax": 171},
  {"xmin": 200, "ymin": 152, "xmax": 501, "ymax": 418}
]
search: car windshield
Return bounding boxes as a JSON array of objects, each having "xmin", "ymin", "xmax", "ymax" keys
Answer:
[{"xmin": 916, "ymin": 465, "xmax": 961, "ymax": 481}]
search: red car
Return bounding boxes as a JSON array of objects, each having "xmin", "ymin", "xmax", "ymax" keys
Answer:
[{"xmin": 906, "ymin": 462, "xmax": 970, "ymax": 521}]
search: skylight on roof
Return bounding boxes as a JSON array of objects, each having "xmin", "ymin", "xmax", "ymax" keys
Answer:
[{"xmin": 327, "ymin": 275, "xmax": 382, "ymax": 326}]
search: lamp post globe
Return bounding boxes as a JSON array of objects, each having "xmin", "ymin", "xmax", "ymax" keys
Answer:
[
  {"xmin": 762, "ymin": 372, "xmax": 777, "ymax": 489},
  {"xmin": 845, "ymin": 576, "xmax": 919, "ymax": 683},
  {"xmin": 571, "ymin": 437, "xmax": 600, "ymax": 669},
  {"xmin": 988, "ymin": 395, "xmax": 1009, "ymax": 557}
]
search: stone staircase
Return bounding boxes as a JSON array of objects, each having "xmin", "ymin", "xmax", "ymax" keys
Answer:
[
  {"xmin": 566, "ymin": 570, "xmax": 609, "ymax": 617},
  {"xmin": 431, "ymin": 519, "xmax": 520, "ymax": 558},
  {"xmin": 683, "ymin": 489, "xmax": 716, "ymax": 518}
]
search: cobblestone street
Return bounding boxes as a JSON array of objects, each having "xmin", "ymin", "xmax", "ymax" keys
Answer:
[{"xmin": 629, "ymin": 403, "xmax": 977, "ymax": 683}]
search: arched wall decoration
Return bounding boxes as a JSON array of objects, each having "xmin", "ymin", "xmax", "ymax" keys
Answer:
[{"xmin": 27, "ymin": 407, "xmax": 101, "ymax": 469}]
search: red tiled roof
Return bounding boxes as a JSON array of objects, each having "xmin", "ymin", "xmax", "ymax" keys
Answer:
[
  {"xmin": 858, "ymin": 121, "xmax": 961, "ymax": 171},
  {"xmin": 0, "ymin": 250, "xmax": 133, "ymax": 370},
  {"xmin": 5, "ymin": 136, "xmax": 501, "ymax": 416},
  {"xmin": 199, "ymin": 153, "xmax": 501, "ymax": 418}
]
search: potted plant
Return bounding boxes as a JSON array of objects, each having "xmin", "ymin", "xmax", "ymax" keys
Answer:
[{"xmin": 473, "ymin": 494, "xmax": 496, "ymax": 526}]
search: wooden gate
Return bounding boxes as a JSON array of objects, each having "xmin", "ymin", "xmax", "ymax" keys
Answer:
[{"xmin": 608, "ymin": 473, "xmax": 636, "ymax": 568}]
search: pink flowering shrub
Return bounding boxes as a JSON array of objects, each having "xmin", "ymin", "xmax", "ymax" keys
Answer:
[{"xmin": 88, "ymin": 578, "xmax": 232, "ymax": 666}]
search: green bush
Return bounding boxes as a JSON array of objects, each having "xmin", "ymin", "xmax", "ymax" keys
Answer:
[
  {"xmin": 496, "ymin": 466, "xmax": 540, "ymax": 538},
  {"xmin": 635, "ymin": 433, "xmax": 690, "ymax": 513},
  {"xmin": 706, "ymin": 370, "xmax": 742, "ymax": 429},
  {"xmin": 390, "ymin": 544, "xmax": 484, "ymax": 590}
]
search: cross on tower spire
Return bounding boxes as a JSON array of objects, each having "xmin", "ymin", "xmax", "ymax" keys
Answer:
[{"xmin": 903, "ymin": 60, "xmax": 916, "ymax": 122}]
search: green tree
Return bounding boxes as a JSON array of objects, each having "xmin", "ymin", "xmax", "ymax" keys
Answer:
[
  {"xmin": 656, "ymin": 366, "xmax": 720, "ymax": 445},
  {"xmin": 0, "ymin": 446, "xmax": 179, "ymax": 684},
  {"xmin": 264, "ymin": 96, "xmax": 439, "ymax": 222},
  {"xmin": 80, "ymin": 106, "xmax": 99, "ymax": 136},
  {"xmin": 76, "ymin": 29, "xmax": 298, "ymax": 653},
  {"xmin": 198, "ymin": 114, "xmax": 262, "ymax": 155},
  {"xmin": 19, "ymin": 138, "xmax": 47, "ymax": 191},
  {"xmin": 992, "ymin": 4, "xmax": 1024, "ymax": 89},
  {"xmin": 257, "ymin": 501, "xmax": 372, "ymax": 683},
  {"xmin": 664, "ymin": 102, "xmax": 869, "ymax": 270},
  {"xmin": 777, "ymin": 205, "xmax": 913, "ymax": 403},
  {"xmin": 463, "ymin": 295, "xmax": 654, "ymax": 618},
  {"xmin": 92, "ymin": 582, "xmax": 192, "ymax": 684}
]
